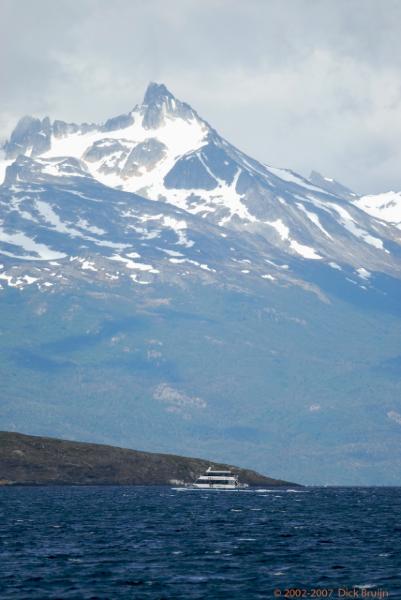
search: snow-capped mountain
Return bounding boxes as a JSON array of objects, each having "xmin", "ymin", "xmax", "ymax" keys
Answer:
[
  {"xmin": 1, "ymin": 82, "xmax": 401, "ymax": 293},
  {"xmin": 1, "ymin": 83, "xmax": 401, "ymax": 485}
]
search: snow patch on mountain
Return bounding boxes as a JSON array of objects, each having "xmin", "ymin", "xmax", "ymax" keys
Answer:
[
  {"xmin": 356, "ymin": 267, "xmax": 371, "ymax": 280},
  {"xmin": 355, "ymin": 191, "xmax": 401, "ymax": 229},
  {"xmin": 268, "ymin": 166, "xmax": 328, "ymax": 194},
  {"xmin": 296, "ymin": 203, "xmax": 333, "ymax": 239},
  {"xmin": 265, "ymin": 218, "xmax": 322, "ymax": 259},
  {"xmin": 0, "ymin": 159, "xmax": 12, "ymax": 185},
  {"xmin": 153, "ymin": 383, "xmax": 207, "ymax": 418},
  {"xmin": 109, "ymin": 254, "xmax": 159, "ymax": 273},
  {"xmin": 265, "ymin": 219, "xmax": 290, "ymax": 240},
  {"xmin": 290, "ymin": 240, "xmax": 322, "ymax": 260},
  {"xmin": 0, "ymin": 272, "xmax": 38, "ymax": 288},
  {"xmin": 161, "ymin": 216, "xmax": 194, "ymax": 248},
  {"xmin": 0, "ymin": 227, "xmax": 66, "ymax": 260},
  {"xmin": 328, "ymin": 203, "xmax": 387, "ymax": 251}
]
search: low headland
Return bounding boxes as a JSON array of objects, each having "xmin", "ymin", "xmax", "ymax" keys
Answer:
[{"xmin": 0, "ymin": 431, "xmax": 298, "ymax": 487}]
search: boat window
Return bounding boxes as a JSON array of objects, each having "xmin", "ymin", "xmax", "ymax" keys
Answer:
[{"xmin": 196, "ymin": 480, "xmax": 235, "ymax": 485}]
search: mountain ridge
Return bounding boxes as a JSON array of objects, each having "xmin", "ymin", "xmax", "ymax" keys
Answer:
[{"xmin": 2, "ymin": 82, "xmax": 400, "ymax": 283}]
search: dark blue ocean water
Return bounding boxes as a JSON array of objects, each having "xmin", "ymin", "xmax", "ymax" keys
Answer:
[{"xmin": 0, "ymin": 486, "xmax": 400, "ymax": 599}]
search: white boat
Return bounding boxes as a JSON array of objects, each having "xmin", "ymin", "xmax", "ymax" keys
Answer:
[{"xmin": 190, "ymin": 466, "xmax": 248, "ymax": 490}]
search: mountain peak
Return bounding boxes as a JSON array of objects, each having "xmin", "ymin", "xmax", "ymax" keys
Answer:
[
  {"xmin": 309, "ymin": 170, "xmax": 358, "ymax": 201},
  {"xmin": 4, "ymin": 115, "xmax": 52, "ymax": 159},
  {"xmin": 140, "ymin": 82, "xmax": 197, "ymax": 129},
  {"xmin": 143, "ymin": 82, "xmax": 175, "ymax": 106}
]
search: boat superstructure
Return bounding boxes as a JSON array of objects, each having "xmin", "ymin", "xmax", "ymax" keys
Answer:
[{"xmin": 192, "ymin": 466, "xmax": 247, "ymax": 490}]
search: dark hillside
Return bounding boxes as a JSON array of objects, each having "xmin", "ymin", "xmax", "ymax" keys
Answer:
[{"xmin": 0, "ymin": 431, "xmax": 297, "ymax": 487}]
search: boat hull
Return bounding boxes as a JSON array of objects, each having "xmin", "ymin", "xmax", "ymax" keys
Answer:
[{"xmin": 171, "ymin": 486, "xmax": 241, "ymax": 491}]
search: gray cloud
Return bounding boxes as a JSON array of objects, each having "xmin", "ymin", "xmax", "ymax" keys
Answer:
[{"xmin": 1, "ymin": 0, "xmax": 401, "ymax": 193}]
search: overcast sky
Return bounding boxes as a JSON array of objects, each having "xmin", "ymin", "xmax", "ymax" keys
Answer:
[{"xmin": 1, "ymin": 0, "xmax": 401, "ymax": 194}]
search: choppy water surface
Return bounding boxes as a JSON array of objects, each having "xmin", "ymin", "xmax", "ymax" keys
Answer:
[{"xmin": 1, "ymin": 486, "xmax": 400, "ymax": 598}]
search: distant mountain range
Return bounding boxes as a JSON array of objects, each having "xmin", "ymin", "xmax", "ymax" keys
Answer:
[{"xmin": 0, "ymin": 83, "xmax": 400, "ymax": 485}]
